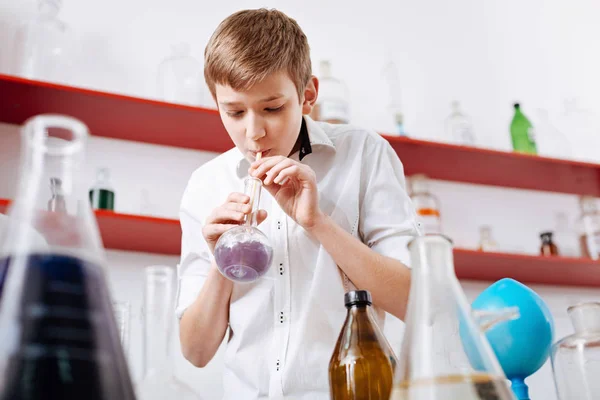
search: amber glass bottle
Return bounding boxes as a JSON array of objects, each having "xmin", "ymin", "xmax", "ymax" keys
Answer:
[{"xmin": 329, "ymin": 290, "xmax": 395, "ymax": 400}]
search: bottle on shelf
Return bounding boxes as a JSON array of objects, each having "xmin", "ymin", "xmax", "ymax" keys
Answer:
[
  {"xmin": 310, "ymin": 60, "xmax": 350, "ymax": 124},
  {"xmin": 12, "ymin": 0, "xmax": 76, "ymax": 84},
  {"xmin": 382, "ymin": 55, "xmax": 407, "ymax": 136},
  {"xmin": 535, "ymin": 108, "xmax": 571, "ymax": 160},
  {"xmin": 0, "ymin": 115, "xmax": 136, "ymax": 399},
  {"xmin": 477, "ymin": 225, "xmax": 498, "ymax": 252},
  {"xmin": 136, "ymin": 266, "xmax": 200, "ymax": 400},
  {"xmin": 445, "ymin": 101, "xmax": 476, "ymax": 146},
  {"xmin": 47, "ymin": 177, "xmax": 67, "ymax": 212},
  {"xmin": 555, "ymin": 98, "xmax": 600, "ymax": 163},
  {"xmin": 329, "ymin": 290, "xmax": 396, "ymax": 400},
  {"xmin": 156, "ymin": 42, "xmax": 204, "ymax": 107},
  {"xmin": 577, "ymin": 196, "xmax": 600, "ymax": 260},
  {"xmin": 540, "ymin": 231, "xmax": 559, "ymax": 256},
  {"xmin": 89, "ymin": 167, "xmax": 115, "ymax": 211},
  {"xmin": 409, "ymin": 174, "xmax": 442, "ymax": 235},
  {"xmin": 553, "ymin": 211, "xmax": 579, "ymax": 258},
  {"xmin": 551, "ymin": 302, "xmax": 600, "ymax": 399},
  {"xmin": 510, "ymin": 103, "xmax": 537, "ymax": 155}
]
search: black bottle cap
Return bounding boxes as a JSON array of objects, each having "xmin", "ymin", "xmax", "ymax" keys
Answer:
[
  {"xmin": 344, "ymin": 290, "xmax": 372, "ymax": 308},
  {"xmin": 540, "ymin": 231, "xmax": 553, "ymax": 240},
  {"xmin": 514, "ymin": 103, "xmax": 520, "ymax": 109}
]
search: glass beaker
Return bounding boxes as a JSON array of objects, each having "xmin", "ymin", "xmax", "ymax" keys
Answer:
[
  {"xmin": 445, "ymin": 101, "xmax": 476, "ymax": 146},
  {"xmin": 12, "ymin": 0, "xmax": 76, "ymax": 84},
  {"xmin": 392, "ymin": 235, "xmax": 517, "ymax": 400},
  {"xmin": 214, "ymin": 177, "xmax": 273, "ymax": 283},
  {"xmin": 0, "ymin": 115, "xmax": 136, "ymax": 399},
  {"xmin": 577, "ymin": 196, "xmax": 600, "ymax": 260},
  {"xmin": 551, "ymin": 302, "xmax": 600, "ymax": 400},
  {"xmin": 136, "ymin": 266, "xmax": 200, "ymax": 400},
  {"xmin": 89, "ymin": 167, "xmax": 115, "ymax": 211},
  {"xmin": 156, "ymin": 42, "xmax": 204, "ymax": 106},
  {"xmin": 477, "ymin": 225, "xmax": 497, "ymax": 252},
  {"xmin": 329, "ymin": 290, "xmax": 396, "ymax": 400}
]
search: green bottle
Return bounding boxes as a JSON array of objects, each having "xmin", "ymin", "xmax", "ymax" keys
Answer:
[{"xmin": 510, "ymin": 103, "xmax": 537, "ymax": 154}]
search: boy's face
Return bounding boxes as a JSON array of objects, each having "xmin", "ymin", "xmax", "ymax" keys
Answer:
[{"xmin": 215, "ymin": 71, "xmax": 318, "ymax": 161}]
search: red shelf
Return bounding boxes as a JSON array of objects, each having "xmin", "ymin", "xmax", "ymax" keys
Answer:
[
  {"xmin": 3, "ymin": 198, "xmax": 600, "ymax": 286},
  {"xmin": 1, "ymin": 73, "xmax": 600, "ymax": 196},
  {"xmin": 0, "ymin": 199, "xmax": 181, "ymax": 255},
  {"xmin": 454, "ymin": 249, "xmax": 600, "ymax": 287}
]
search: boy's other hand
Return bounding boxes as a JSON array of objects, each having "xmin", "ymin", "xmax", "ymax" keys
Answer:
[
  {"xmin": 203, "ymin": 192, "xmax": 268, "ymax": 253},
  {"xmin": 249, "ymin": 156, "xmax": 324, "ymax": 231}
]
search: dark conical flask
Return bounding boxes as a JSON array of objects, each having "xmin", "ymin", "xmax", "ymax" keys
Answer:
[
  {"xmin": 0, "ymin": 115, "xmax": 136, "ymax": 399},
  {"xmin": 328, "ymin": 290, "xmax": 396, "ymax": 400}
]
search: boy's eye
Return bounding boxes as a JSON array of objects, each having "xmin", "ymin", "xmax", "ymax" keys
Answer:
[
  {"xmin": 226, "ymin": 110, "xmax": 244, "ymax": 118},
  {"xmin": 265, "ymin": 105, "xmax": 284, "ymax": 113}
]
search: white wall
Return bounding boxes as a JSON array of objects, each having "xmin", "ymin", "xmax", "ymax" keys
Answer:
[{"xmin": 2, "ymin": 1, "xmax": 600, "ymax": 399}]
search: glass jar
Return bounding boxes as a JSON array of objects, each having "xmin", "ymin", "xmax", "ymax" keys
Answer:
[
  {"xmin": 577, "ymin": 196, "xmax": 600, "ymax": 260},
  {"xmin": 409, "ymin": 174, "xmax": 442, "ymax": 235},
  {"xmin": 311, "ymin": 60, "xmax": 350, "ymax": 124}
]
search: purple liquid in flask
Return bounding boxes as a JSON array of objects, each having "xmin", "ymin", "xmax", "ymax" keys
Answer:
[{"xmin": 214, "ymin": 176, "xmax": 273, "ymax": 283}]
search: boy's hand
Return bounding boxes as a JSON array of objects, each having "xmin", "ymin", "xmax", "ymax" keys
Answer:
[
  {"xmin": 203, "ymin": 192, "xmax": 268, "ymax": 253},
  {"xmin": 249, "ymin": 156, "xmax": 324, "ymax": 231}
]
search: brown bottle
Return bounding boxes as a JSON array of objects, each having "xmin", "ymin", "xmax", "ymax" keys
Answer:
[
  {"xmin": 329, "ymin": 290, "xmax": 396, "ymax": 400},
  {"xmin": 540, "ymin": 231, "xmax": 559, "ymax": 256}
]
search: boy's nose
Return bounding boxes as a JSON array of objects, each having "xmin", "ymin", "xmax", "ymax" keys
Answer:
[{"xmin": 246, "ymin": 115, "xmax": 266, "ymax": 140}]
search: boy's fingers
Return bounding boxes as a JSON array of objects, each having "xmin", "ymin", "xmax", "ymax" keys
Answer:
[
  {"xmin": 263, "ymin": 159, "xmax": 295, "ymax": 185},
  {"xmin": 255, "ymin": 209, "xmax": 268, "ymax": 226},
  {"xmin": 226, "ymin": 192, "xmax": 250, "ymax": 204},
  {"xmin": 249, "ymin": 156, "xmax": 287, "ymax": 179},
  {"xmin": 202, "ymin": 224, "xmax": 239, "ymax": 240},
  {"xmin": 225, "ymin": 202, "xmax": 252, "ymax": 214},
  {"xmin": 208, "ymin": 208, "xmax": 245, "ymax": 224}
]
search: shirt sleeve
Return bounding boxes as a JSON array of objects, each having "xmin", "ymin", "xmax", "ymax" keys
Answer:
[
  {"xmin": 175, "ymin": 181, "xmax": 214, "ymax": 320},
  {"xmin": 358, "ymin": 137, "xmax": 421, "ymax": 266}
]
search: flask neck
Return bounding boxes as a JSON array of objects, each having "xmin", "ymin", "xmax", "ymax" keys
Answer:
[
  {"xmin": 143, "ymin": 267, "xmax": 174, "ymax": 377},
  {"xmin": 243, "ymin": 177, "xmax": 262, "ymax": 227},
  {"xmin": 569, "ymin": 302, "xmax": 600, "ymax": 334}
]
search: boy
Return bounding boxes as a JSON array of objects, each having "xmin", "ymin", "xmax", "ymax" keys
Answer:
[{"xmin": 176, "ymin": 8, "xmax": 419, "ymax": 400}]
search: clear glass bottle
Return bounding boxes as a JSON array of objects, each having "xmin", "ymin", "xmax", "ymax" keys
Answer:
[
  {"xmin": 577, "ymin": 196, "xmax": 600, "ymax": 260},
  {"xmin": 214, "ymin": 177, "xmax": 273, "ymax": 283},
  {"xmin": 382, "ymin": 56, "xmax": 407, "ymax": 136},
  {"xmin": 0, "ymin": 115, "xmax": 135, "ymax": 399},
  {"xmin": 540, "ymin": 231, "xmax": 559, "ymax": 256},
  {"xmin": 510, "ymin": 103, "xmax": 537, "ymax": 155},
  {"xmin": 47, "ymin": 177, "xmax": 67, "ymax": 212},
  {"xmin": 157, "ymin": 42, "xmax": 204, "ymax": 106},
  {"xmin": 477, "ymin": 225, "xmax": 498, "ymax": 252},
  {"xmin": 311, "ymin": 60, "xmax": 350, "ymax": 124},
  {"xmin": 136, "ymin": 266, "xmax": 200, "ymax": 400},
  {"xmin": 89, "ymin": 167, "xmax": 115, "ymax": 211},
  {"xmin": 409, "ymin": 174, "xmax": 442, "ymax": 235},
  {"xmin": 329, "ymin": 290, "xmax": 397, "ymax": 400},
  {"xmin": 391, "ymin": 235, "xmax": 517, "ymax": 400},
  {"xmin": 12, "ymin": 0, "xmax": 76, "ymax": 84},
  {"xmin": 445, "ymin": 101, "xmax": 476, "ymax": 146},
  {"xmin": 551, "ymin": 302, "xmax": 600, "ymax": 400},
  {"xmin": 553, "ymin": 212, "xmax": 579, "ymax": 258}
]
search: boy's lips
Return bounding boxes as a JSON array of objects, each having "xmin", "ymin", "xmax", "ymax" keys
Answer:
[{"xmin": 249, "ymin": 149, "xmax": 271, "ymax": 158}]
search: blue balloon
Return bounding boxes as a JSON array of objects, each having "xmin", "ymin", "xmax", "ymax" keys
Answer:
[{"xmin": 462, "ymin": 278, "xmax": 555, "ymax": 400}]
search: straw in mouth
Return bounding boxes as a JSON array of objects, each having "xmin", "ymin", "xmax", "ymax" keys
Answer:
[{"xmin": 246, "ymin": 152, "xmax": 262, "ymax": 226}]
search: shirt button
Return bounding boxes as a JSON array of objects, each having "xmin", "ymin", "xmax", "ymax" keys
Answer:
[
  {"xmin": 277, "ymin": 220, "xmax": 282, "ymax": 230},
  {"xmin": 279, "ymin": 311, "xmax": 285, "ymax": 323},
  {"xmin": 279, "ymin": 263, "xmax": 284, "ymax": 275}
]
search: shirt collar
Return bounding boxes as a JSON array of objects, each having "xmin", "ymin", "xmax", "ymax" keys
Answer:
[{"xmin": 301, "ymin": 116, "xmax": 335, "ymax": 160}]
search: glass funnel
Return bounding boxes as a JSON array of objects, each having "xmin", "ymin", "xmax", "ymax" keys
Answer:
[
  {"xmin": 0, "ymin": 115, "xmax": 136, "ymax": 399},
  {"xmin": 12, "ymin": 0, "xmax": 76, "ymax": 84},
  {"xmin": 214, "ymin": 177, "xmax": 273, "ymax": 283},
  {"xmin": 391, "ymin": 235, "xmax": 517, "ymax": 400},
  {"xmin": 136, "ymin": 266, "xmax": 200, "ymax": 400},
  {"xmin": 551, "ymin": 302, "xmax": 600, "ymax": 400}
]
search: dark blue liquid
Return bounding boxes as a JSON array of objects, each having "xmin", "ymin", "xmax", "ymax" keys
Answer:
[{"xmin": 0, "ymin": 253, "xmax": 136, "ymax": 400}]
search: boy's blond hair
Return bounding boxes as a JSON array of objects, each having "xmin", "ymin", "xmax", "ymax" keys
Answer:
[{"xmin": 204, "ymin": 8, "xmax": 312, "ymax": 100}]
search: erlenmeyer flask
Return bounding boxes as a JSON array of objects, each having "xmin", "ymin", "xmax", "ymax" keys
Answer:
[
  {"xmin": 0, "ymin": 115, "xmax": 136, "ymax": 400},
  {"xmin": 214, "ymin": 177, "xmax": 273, "ymax": 283},
  {"xmin": 392, "ymin": 235, "xmax": 517, "ymax": 400},
  {"xmin": 136, "ymin": 266, "xmax": 199, "ymax": 400}
]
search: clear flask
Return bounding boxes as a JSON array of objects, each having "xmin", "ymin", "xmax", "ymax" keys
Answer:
[
  {"xmin": 477, "ymin": 225, "xmax": 497, "ymax": 252},
  {"xmin": 551, "ymin": 302, "xmax": 600, "ymax": 400},
  {"xmin": 382, "ymin": 56, "xmax": 406, "ymax": 136},
  {"xmin": 312, "ymin": 60, "xmax": 350, "ymax": 124},
  {"xmin": 89, "ymin": 167, "xmax": 115, "ymax": 211},
  {"xmin": 214, "ymin": 177, "xmax": 273, "ymax": 283},
  {"xmin": 391, "ymin": 235, "xmax": 517, "ymax": 400},
  {"xmin": 577, "ymin": 196, "xmax": 600, "ymax": 260},
  {"xmin": 136, "ymin": 266, "xmax": 200, "ymax": 400},
  {"xmin": 12, "ymin": 0, "xmax": 76, "ymax": 84},
  {"xmin": 445, "ymin": 101, "xmax": 476, "ymax": 146},
  {"xmin": 0, "ymin": 115, "xmax": 136, "ymax": 399},
  {"xmin": 409, "ymin": 174, "xmax": 442, "ymax": 235},
  {"xmin": 157, "ymin": 42, "xmax": 204, "ymax": 106}
]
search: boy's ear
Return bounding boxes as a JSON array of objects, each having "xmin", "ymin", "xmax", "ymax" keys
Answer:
[{"xmin": 302, "ymin": 76, "xmax": 319, "ymax": 115}]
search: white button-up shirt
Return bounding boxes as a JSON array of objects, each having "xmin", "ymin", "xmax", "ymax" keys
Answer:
[{"xmin": 176, "ymin": 117, "xmax": 419, "ymax": 400}]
